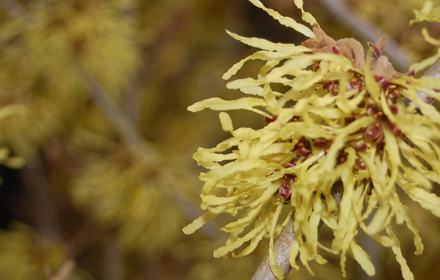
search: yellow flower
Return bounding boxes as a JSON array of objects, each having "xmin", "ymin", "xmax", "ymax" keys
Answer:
[{"xmin": 185, "ymin": 1, "xmax": 440, "ymax": 279}]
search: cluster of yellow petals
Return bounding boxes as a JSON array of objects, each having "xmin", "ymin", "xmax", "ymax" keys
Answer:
[{"xmin": 185, "ymin": 1, "xmax": 440, "ymax": 279}]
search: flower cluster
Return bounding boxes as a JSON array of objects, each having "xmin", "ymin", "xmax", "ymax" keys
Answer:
[{"xmin": 184, "ymin": 1, "xmax": 440, "ymax": 279}]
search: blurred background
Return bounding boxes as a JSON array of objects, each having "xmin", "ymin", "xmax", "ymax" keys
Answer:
[{"xmin": 0, "ymin": 0, "xmax": 439, "ymax": 279}]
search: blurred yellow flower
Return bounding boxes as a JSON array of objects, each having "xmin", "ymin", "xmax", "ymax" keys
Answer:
[
  {"xmin": 185, "ymin": 1, "xmax": 440, "ymax": 279},
  {"xmin": 71, "ymin": 146, "xmax": 185, "ymax": 257},
  {"xmin": 0, "ymin": 223, "xmax": 78, "ymax": 280}
]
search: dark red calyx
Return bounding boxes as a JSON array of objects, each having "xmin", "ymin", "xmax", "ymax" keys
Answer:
[
  {"xmin": 265, "ymin": 115, "xmax": 278, "ymax": 124},
  {"xmin": 313, "ymin": 62, "xmax": 320, "ymax": 72},
  {"xmin": 375, "ymin": 76, "xmax": 389, "ymax": 87},
  {"xmin": 405, "ymin": 70, "xmax": 415, "ymax": 77},
  {"xmin": 297, "ymin": 146, "xmax": 311, "ymax": 157},
  {"xmin": 389, "ymin": 104, "xmax": 398, "ymax": 114},
  {"xmin": 283, "ymin": 174, "xmax": 298, "ymax": 182},
  {"xmin": 355, "ymin": 158, "xmax": 367, "ymax": 170},
  {"xmin": 350, "ymin": 79, "xmax": 360, "ymax": 89},
  {"xmin": 365, "ymin": 124, "xmax": 380, "ymax": 139},
  {"xmin": 351, "ymin": 141, "xmax": 367, "ymax": 152},
  {"xmin": 389, "ymin": 90, "xmax": 399, "ymax": 99},
  {"xmin": 285, "ymin": 161, "xmax": 296, "ymax": 168},
  {"xmin": 289, "ymin": 116, "xmax": 299, "ymax": 122},
  {"xmin": 331, "ymin": 84, "xmax": 339, "ymax": 96},
  {"xmin": 332, "ymin": 46, "xmax": 341, "ymax": 54},
  {"xmin": 374, "ymin": 112, "xmax": 385, "ymax": 119},
  {"xmin": 366, "ymin": 104, "xmax": 379, "ymax": 116},
  {"xmin": 337, "ymin": 150, "xmax": 348, "ymax": 165},
  {"xmin": 345, "ymin": 117, "xmax": 355, "ymax": 125},
  {"xmin": 388, "ymin": 121, "xmax": 402, "ymax": 136},
  {"xmin": 367, "ymin": 182, "xmax": 374, "ymax": 196},
  {"xmin": 298, "ymin": 137, "xmax": 308, "ymax": 146},
  {"xmin": 313, "ymin": 138, "xmax": 328, "ymax": 148},
  {"xmin": 323, "ymin": 81, "xmax": 334, "ymax": 90},
  {"xmin": 368, "ymin": 42, "xmax": 381, "ymax": 59},
  {"xmin": 324, "ymin": 81, "xmax": 339, "ymax": 95},
  {"xmin": 297, "ymin": 138, "xmax": 311, "ymax": 157},
  {"xmin": 279, "ymin": 181, "xmax": 292, "ymax": 199}
]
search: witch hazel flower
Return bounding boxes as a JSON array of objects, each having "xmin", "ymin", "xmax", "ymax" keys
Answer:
[{"xmin": 184, "ymin": 1, "xmax": 440, "ymax": 279}]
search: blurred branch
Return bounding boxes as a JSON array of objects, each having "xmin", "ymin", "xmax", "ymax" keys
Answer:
[
  {"xmin": 82, "ymin": 70, "xmax": 146, "ymax": 149},
  {"xmin": 125, "ymin": 3, "xmax": 191, "ymax": 125},
  {"xmin": 251, "ymin": 184, "xmax": 344, "ymax": 280},
  {"xmin": 318, "ymin": 0, "xmax": 411, "ymax": 71},
  {"xmin": 104, "ymin": 235, "xmax": 123, "ymax": 280},
  {"xmin": 21, "ymin": 156, "xmax": 62, "ymax": 241},
  {"xmin": 82, "ymin": 68, "xmax": 220, "ymax": 239}
]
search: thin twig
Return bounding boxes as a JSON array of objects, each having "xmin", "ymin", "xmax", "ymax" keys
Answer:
[
  {"xmin": 251, "ymin": 183, "xmax": 344, "ymax": 280},
  {"xmin": 318, "ymin": 0, "xmax": 411, "ymax": 71},
  {"xmin": 251, "ymin": 219, "xmax": 295, "ymax": 280},
  {"xmin": 82, "ymin": 70, "xmax": 146, "ymax": 148}
]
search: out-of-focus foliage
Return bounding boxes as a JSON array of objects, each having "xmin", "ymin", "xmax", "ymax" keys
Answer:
[
  {"xmin": 0, "ymin": 0, "xmax": 439, "ymax": 280},
  {"xmin": 0, "ymin": 0, "xmax": 140, "ymax": 157},
  {"xmin": 0, "ymin": 223, "xmax": 82, "ymax": 280}
]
